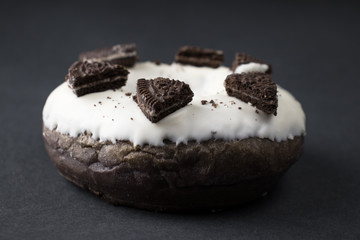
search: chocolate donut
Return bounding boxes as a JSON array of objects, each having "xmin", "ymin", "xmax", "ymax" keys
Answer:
[{"xmin": 42, "ymin": 46, "xmax": 306, "ymax": 212}]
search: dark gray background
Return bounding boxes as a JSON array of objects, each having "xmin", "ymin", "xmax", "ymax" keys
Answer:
[{"xmin": 1, "ymin": 1, "xmax": 359, "ymax": 239}]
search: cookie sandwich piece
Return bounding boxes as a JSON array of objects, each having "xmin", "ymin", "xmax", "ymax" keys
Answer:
[
  {"xmin": 79, "ymin": 43, "xmax": 137, "ymax": 67},
  {"xmin": 66, "ymin": 61, "xmax": 129, "ymax": 97},
  {"xmin": 175, "ymin": 46, "xmax": 224, "ymax": 68},
  {"xmin": 136, "ymin": 78, "xmax": 194, "ymax": 123},
  {"xmin": 225, "ymin": 72, "xmax": 278, "ymax": 115},
  {"xmin": 232, "ymin": 52, "xmax": 272, "ymax": 74}
]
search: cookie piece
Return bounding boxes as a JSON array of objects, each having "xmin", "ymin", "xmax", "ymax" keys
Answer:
[
  {"xmin": 175, "ymin": 46, "xmax": 224, "ymax": 68},
  {"xmin": 136, "ymin": 77, "xmax": 194, "ymax": 123},
  {"xmin": 66, "ymin": 61, "xmax": 129, "ymax": 97},
  {"xmin": 79, "ymin": 44, "xmax": 137, "ymax": 67},
  {"xmin": 225, "ymin": 73, "xmax": 278, "ymax": 115},
  {"xmin": 232, "ymin": 53, "xmax": 272, "ymax": 74}
]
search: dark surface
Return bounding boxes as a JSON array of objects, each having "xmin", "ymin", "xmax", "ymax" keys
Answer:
[{"xmin": 1, "ymin": 1, "xmax": 359, "ymax": 239}]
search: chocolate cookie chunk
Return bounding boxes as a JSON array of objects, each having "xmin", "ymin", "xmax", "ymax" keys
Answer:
[
  {"xmin": 225, "ymin": 73, "xmax": 278, "ymax": 115},
  {"xmin": 136, "ymin": 77, "xmax": 194, "ymax": 123},
  {"xmin": 79, "ymin": 44, "xmax": 137, "ymax": 67},
  {"xmin": 175, "ymin": 46, "xmax": 224, "ymax": 68},
  {"xmin": 232, "ymin": 53, "xmax": 272, "ymax": 73},
  {"xmin": 66, "ymin": 61, "xmax": 129, "ymax": 97}
]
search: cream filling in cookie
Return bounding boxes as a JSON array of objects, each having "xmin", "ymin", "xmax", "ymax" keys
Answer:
[
  {"xmin": 70, "ymin": 75, "xmax": 125, "ymax": 91},
  {"xmin": 43, "ymin": 62, "xmax": 305, "ymax": 146},
  {"xmin": 235, "ymin": 62, "xmax": 269, "ymax": 73},
  {"xmin": 84, "ymin": 51, "xmax": 137, "ymax": 63}
]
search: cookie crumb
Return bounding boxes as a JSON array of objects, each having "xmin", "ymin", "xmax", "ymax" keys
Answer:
[
  {"xmin": 99, "ymin": 101, "xmax": 102, "ymax": 105},
  {"xmin": 107, "ymin": 96, "xmax": 111, "ymax": 99},
  {"xmin": 238, "ymin": 107, "xmax": 242, "ymax": 110},
  {"xmin": 130, "ymin": 117, "xmax": 134, "ymax": 120},
  {"xmin": 125, "ymin": 92, "xmax": 132, "ymax": 96},
  {"xmin": 115, "ymin": 106, "xmax": 117, "ymax": 108},
  {"xmin": 133, "ymin": 95, "xmax": 138, "ymax": 103},
  {"xmin": 255, "ymin": 110, "xmax": 259, "ymax": 114},
  {"xmin": 201, "ymin": 100, "xmax": 207, "ymax": 105},
  {"xmin": 94, "ymin": 104, "xmax": 96, "ymax": 107},
  {"xmin": 209, "ymin": 100, "xmax": 218, "ymax": 108},
  {"xmin": 112, "ymin": 119, "xmax": 114, "ymax": 121}
]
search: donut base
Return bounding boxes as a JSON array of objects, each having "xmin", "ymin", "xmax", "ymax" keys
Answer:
[{"xmin": 43, "ymin": 126, "xmax": 304, "ymax": 212}]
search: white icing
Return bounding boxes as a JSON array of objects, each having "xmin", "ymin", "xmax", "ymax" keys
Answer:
[
  {"xmin": 235, "ymin": 62, "xmax": 269, "ymax": 74},
  {"xmin": 43, "ymin": 62, "xmax": 306, "ymax": 146}
]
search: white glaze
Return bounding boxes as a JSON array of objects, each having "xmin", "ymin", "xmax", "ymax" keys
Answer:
[
  {"xmin": 43, "ymin": 62, "xmax": 305, "ymax": 146},
  {"xmin": 235, "ymin": 62, "xmax": 269, "ymax": 74}
]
